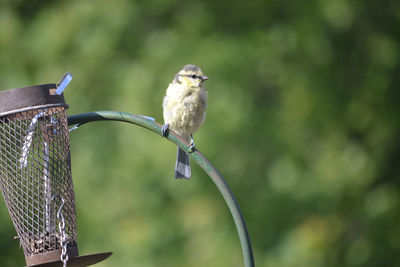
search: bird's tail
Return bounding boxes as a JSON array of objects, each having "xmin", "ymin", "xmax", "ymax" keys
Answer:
[{"xmin": 175, "ymin": 147, "xmax": 191, "ymax": 179}]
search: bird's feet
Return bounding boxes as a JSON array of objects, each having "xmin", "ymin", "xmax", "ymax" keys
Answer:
[
  {"xmin": 188, "ymin": 134, "xmax": 196, "ymax": 153},
  {"xmin": 161, "ymin": 123, "xmax": 170, "ymax": 137}
]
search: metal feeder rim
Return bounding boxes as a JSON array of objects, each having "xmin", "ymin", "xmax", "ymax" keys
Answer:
[
  {"xmin": 0, "ymin": 103, "xmax": 69, "ymax": 117},
  {"xmin": 26, "ymin": 252, "xmax": 112, "ymax": 267},
  {"xmin": 0, "ymin": 83, "xmax": 67, "ymax": 116}
]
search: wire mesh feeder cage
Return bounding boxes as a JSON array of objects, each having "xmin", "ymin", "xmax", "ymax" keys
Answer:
[{"xmin": 0, "ymin": 84, "xmax": 111, "ymax": 267}]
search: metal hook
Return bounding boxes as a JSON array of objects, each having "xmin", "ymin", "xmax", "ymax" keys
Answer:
[
  {"xmin": 51, "ymin": 194, "xmax": 65, "ymax": 219},
  {"xmin": 19, "ymin": 110, "xmax": 46, "ymax": 168}
]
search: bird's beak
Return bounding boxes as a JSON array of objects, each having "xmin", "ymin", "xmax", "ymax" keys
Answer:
[{"xmin": 201, "ymin": 75, "xmax": 209, "ymax": 81}]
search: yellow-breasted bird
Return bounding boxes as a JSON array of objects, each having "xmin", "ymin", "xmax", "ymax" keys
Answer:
[{"xmin": 161, "ymin": 64, "xmax": 208, "ymax": 179}]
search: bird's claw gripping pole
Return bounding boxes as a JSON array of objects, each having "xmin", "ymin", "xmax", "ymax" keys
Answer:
[{"xmin": 67, "ymin": 111, "xmax": 255, "ymax": 267}]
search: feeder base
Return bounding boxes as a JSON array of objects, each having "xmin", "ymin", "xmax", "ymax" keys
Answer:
[{"xmin": 25, "ymin": 248, "xmax": 112, "ymax": 267}]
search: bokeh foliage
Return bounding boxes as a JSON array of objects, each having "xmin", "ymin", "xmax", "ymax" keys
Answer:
[{"xmin": 1, "ymin": 0, "xmax": 400, "ymax": 266}]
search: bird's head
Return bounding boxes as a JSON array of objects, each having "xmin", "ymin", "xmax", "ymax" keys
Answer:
[{"xmin": 173, "ymin": 64, "xmax": 209, "ymax": 87}]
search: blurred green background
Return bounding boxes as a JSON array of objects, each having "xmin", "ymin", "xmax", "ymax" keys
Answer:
[{"xmin": 1, "ymin": 0, "xmax": 400, "ymax": 266}]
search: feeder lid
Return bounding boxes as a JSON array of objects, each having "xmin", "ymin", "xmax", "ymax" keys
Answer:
[
  {"xmin": 26, "ymin": 252, "xmax": 112, "ymax": 267},
  {"xmin": 0, "ymin": 84, "xmax": 67, "ymax": 117}
]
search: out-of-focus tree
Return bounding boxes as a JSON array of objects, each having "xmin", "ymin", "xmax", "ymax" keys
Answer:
[{"xmin": 1, "ymin": 0, "xmax": 399, "ymax": 266}]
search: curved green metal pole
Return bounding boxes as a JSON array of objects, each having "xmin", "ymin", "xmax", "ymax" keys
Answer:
[{"xmin": 68, "ymin": 111, "xmax": 255, "ymax": 267}]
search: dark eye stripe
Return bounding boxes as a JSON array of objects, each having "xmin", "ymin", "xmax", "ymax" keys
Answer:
[{"xmin": 178, "ymin": 74, "xmax": 200, "ymax": 79}]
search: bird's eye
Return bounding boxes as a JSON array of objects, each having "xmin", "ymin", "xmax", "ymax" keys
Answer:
[{"xmin": 191, "ymin": 74, "xmax": 196, "ymax": 79}]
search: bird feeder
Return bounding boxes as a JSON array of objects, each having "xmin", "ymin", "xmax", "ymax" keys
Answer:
[{"xmin": 0, "ymin": 84, "xmax": 111, "ymax": 266}]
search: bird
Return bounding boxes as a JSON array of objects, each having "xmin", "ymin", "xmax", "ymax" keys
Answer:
[{"xmin": 161, "ymin": 64, "xmax": 209, "ymax": 179}]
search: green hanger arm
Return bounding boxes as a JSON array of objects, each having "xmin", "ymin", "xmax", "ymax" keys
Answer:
[{"xmin": 68, "ymin": 111, "xmax": 255, "ymax": 267}]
